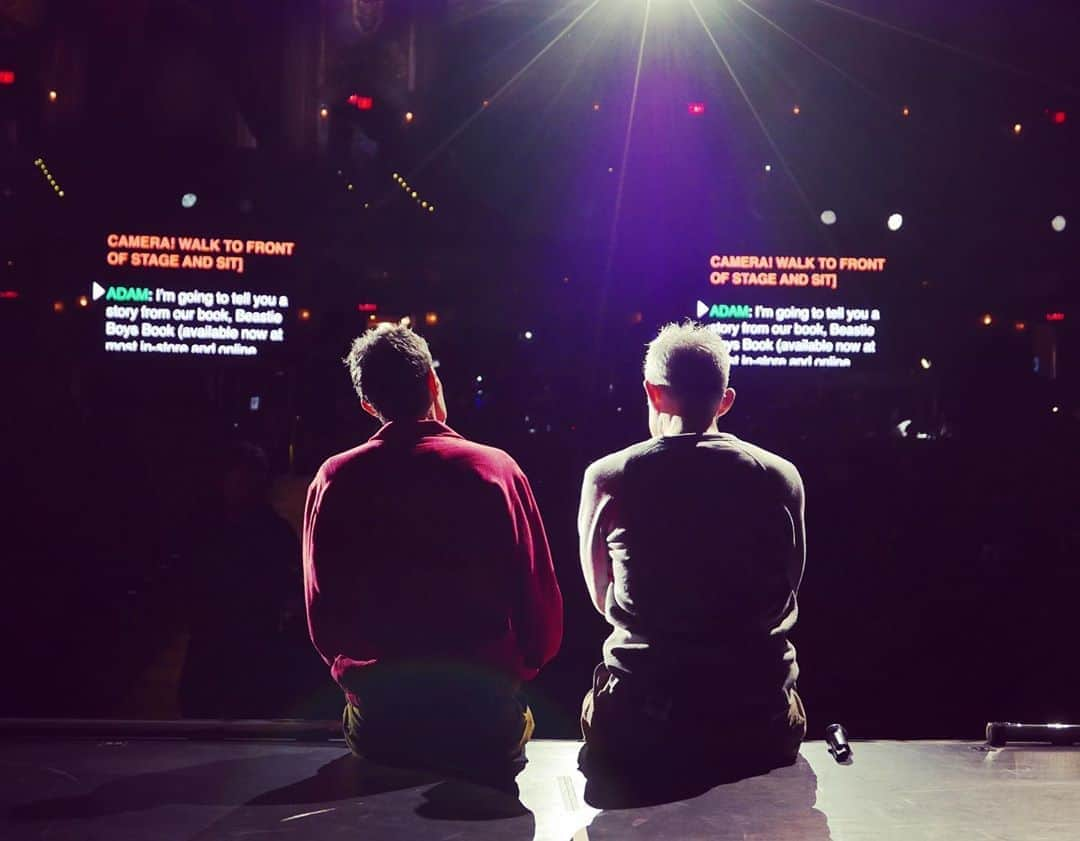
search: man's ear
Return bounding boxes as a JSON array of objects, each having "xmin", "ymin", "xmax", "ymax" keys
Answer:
[
  {"xmin": 715, "ymin": 387, "xmax": 737, "ymax": 419},
  {"xmin": 428, "ymin": 368, "xmax": 448, "ymax": 423},
  {"xmin": 361, "ymin": 399, "xmax": 380, "ymax": 420},
  {"xmin": 644, "ymin": 380, "xmax": 672, "ymax": 413}
]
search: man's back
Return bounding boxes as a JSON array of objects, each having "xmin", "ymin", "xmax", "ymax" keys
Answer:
[
  {"xmin": 583, "ymin": 432, "xmax": 805, "ymax": 702},
  {"xmin": 304, "ymin": 419, "xmax": 563, "ymax": 695}
]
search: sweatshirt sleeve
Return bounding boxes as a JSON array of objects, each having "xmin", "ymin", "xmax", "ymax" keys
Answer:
[
  {"xmin": 508, "ymin": 469, "xmax": 564, "ymax": 672},
  {"xmin": 302, "ymin": 468, "xmax": 376, "ymax": 668}
]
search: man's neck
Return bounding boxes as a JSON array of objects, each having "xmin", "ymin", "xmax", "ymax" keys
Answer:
[{"xmin": 657, "ymin": 414, "xmax": 720, "ymax": 436}]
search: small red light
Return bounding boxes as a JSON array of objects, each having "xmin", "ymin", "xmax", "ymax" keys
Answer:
[
  {"xmin": 298, "ymin": 308, "xmax": 312, "ymax": 322},
  {"xmin": 357, "ymin": 303, "xmax": 378, "ymax": 312},
  {"xmin": 0, "ymin": 70, "xmax": 14, "ymax": 85},
  {"xmin": 1053, "ymin": 111, "xmax": 1067, "ymax": 125},
  {"xmin": 0, "ymin": 290, "xmax": 19, "ymax": 299},
  {"xmin": 347, "ymin": 94, "xmax": 374, "ymax": 111},
  {"xmin": 688, "ymin": 102, "xmax": 706, "ymax": 116},
  {"xmin": 1046, "ymin": 312, "xmax": 1066, "ymax": 322}
]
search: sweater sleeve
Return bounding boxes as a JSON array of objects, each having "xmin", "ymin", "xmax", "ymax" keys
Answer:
[
  {"xmin": 578, "ymin": 460, "xmax": 616, "ymax": 615},
  {"xmin": 302, "ymin": 469, "xmax": 376, "ymax": 669},
  {"xmin": 508, "ymin": 470, "xmax": 564, "ymax": 672}
]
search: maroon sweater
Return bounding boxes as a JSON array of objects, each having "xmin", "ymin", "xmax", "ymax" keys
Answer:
[{"xmin": 303, "ymin": 420, "xmax": 563, "ymax": 701}]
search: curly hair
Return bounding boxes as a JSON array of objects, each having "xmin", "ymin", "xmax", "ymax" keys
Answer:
[{"xmin": 343, "ymin": 324, "xmax": 435, "ymax": 422}]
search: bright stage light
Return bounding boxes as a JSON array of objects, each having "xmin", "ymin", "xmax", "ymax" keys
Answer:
[
  {"xmin": 1013, "ymin": 123, "xmax": 1023, "ymax": 135},
  {"xmin": 688, "ymin": 102, "xmax": 706, "ymax": 116},
  {"xmin": 319, "ymin": 106, "xmax": 329, "ymax": 119},
  {"xmin": 48, "ymin": 90, "xmax": 58, "ymax": 102},
  {"xmin": 764, "ymin": 163, "xmax": 772, "ymax": 173},
  {"xmin": 902, "ymin": 106, "xmax": 910, "ymax": 117},
  {"xmin": 919, "ymin": 358, "xmax": 932, "ymax": 370},
  {"xmin": 981, "ymin": 313, "xmax": 993, "ymax": 326},
  {"xmin": 792, "ymin": 105, "xmax": 801, "ymax": 115},
  {"xmin": 524, "ymin": 330, "xmax": 534, "ymax": 340},
  {"xmin": 181, "ymin": 192, "xmax": 197, "ymax": 209},
  {"xmin": 887, "ymin": 213, "xmax": 904, "ymax": 231},
  {"xmin": 404, "ymin": 111, "xmax": 415, "ymax": 123},
  {"xmin": 1052, "ymin": 215, "xmax": 1067, "ymax": 232},
  {"xmin": 820, "ymin": 210, "xmax": 837, "ymax": 226}
]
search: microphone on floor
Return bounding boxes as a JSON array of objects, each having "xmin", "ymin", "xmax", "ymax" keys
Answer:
[{"xmin": 825, "ymin": 723, "xmax": 852, "ymax": 763}]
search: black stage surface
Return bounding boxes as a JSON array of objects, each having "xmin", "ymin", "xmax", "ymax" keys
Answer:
[{"xmin": 2, "ymin": 726, "xmax": 1079, "ymax": 840}]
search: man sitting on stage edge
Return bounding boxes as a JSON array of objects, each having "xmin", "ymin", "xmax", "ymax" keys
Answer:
[
  {"xmin": 303, "ymin": 324, "xmax": 563, "ymax": 787},
  {"xmin": 578, "ymin": 321, "xmax": 807, "ymax": 788}
]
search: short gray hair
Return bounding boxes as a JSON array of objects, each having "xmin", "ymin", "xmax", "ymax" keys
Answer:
[
  {"xmin": 343, "ymin": 324, "xmax": 435, "ymax": 422},
  {"xmin": 644, "ymin": 321, "xmax": 731, "ymax": 414}
]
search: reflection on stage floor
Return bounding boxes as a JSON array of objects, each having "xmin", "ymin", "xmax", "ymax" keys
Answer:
[{"xmin": 3, "ymin": 736, "xmax": 1080, "ymax": 840}]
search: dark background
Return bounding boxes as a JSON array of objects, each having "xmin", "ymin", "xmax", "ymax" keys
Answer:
[{"xmin": 1, "ymin": 0, "xmax": 1078, "ymax": 739}]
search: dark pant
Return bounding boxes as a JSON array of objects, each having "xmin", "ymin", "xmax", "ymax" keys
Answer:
[
  {"xmin": 580, "ymin": 663, "xmax": 807, "ymax": 781},
  {"xmin": 341, "ymin": 664, "xmax": 534, "ymax": 784}
]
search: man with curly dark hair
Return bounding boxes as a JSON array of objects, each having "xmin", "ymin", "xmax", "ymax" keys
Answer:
[{"xmin": 304, "ymin": 324, "xmax": 563, "ymax": 789}]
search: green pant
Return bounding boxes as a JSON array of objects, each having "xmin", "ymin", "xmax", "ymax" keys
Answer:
[{"xmin": 341, "ymin": 664, "xmax": 534, "ymax": 782}]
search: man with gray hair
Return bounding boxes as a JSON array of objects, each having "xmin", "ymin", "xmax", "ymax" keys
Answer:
[
  {"xmin": 578, "ymin": 320, "xmax": 806, "ymax": 786},
  {"xmin": 303, "ymin": 324, "xmax": 563, "ymax": 790}
]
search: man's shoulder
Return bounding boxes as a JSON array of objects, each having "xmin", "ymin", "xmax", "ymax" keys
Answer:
[
  {"xmin": 311, "ymin": 440, "xmax": 382, "ymax": 488},
  {"xmin": 584, "ymin": 439, "xmax": 658, "ymax": 487},
  {"xmin": 430, "ymin": 435, "xmax": 523, "ymax": 479},
  {"xmin": 719, "ymin": 435, "xmax": 804, "ymax": 495}
]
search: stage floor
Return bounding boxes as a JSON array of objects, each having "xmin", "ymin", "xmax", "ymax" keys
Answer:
[{"xmin": 2, "ymin": 737, "xmax": 1079, "ymax": 840}]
